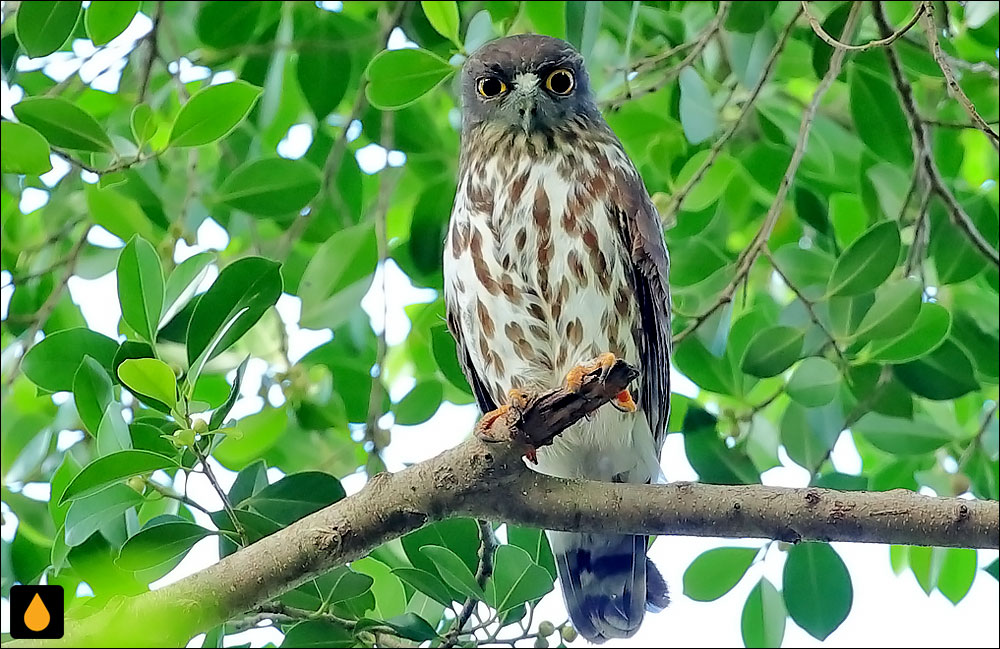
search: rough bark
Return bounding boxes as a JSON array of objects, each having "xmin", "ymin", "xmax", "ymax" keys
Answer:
[{"xmin": 9, "ymin": 360, "xmax": 998, "ymax": 648}]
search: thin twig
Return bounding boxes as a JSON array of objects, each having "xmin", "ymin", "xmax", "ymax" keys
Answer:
[
  {"xmin": 801, "ymin": 1, "xmax": 924, "ymax": 52},
  {"xmin": 919, "ymin": 1, "xmax": 999, "ymax": 151},
  {"xmin": 923, "ymin": 117, "xmax": 1000, "ymax": 129},
  {"xmin": 138, "ymin": 1, "xmax": 164, "ymax": 103},
  {"xmin": 51, "ymin": 148, "xmax": 157, "ymax": 177},
  {"xmin": 193, "ymin": 447, "xmax": 247, "ymax": 544},
  {"xmin": 443, "ymin": 520, "xmax": 498, "ymax": 648},
  {"xmin": 607, "ymin": 1, "xmax": 731, "ymax": 110},
  {"xmin": 764, "ymin": 247, "xmax": 846, "ymax": 364},
  {"xmin": 1, "ymin": 224, "xmax": 89, "ymax": 403},
  {"xmin": 145, "ymin": 479, "xmax": 215, "ymax": 517},
  {"xmin": 674, "ymin": 3, "xmax": 863, "ymax": 345},
  {"xmin": 873, "ymin": 3, "xmax": 1000, "ymax": 269},
  {"xmin": 664, "ymin": 6, "xmax": 802, "ymax": 219},
  {"xmin": 904, "ymin": 185, "xmax": 933, "ymax": 278}
]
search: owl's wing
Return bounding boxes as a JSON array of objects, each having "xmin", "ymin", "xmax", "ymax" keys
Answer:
[
  {"xmin": 612, "ymin": 172, "xmax": 671, "ymax": 453},
  {"xmin": 445, "ymin": 302, "xmax": 498, "ymax": 414}
]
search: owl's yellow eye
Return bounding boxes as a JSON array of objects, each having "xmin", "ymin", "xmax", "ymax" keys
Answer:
[
  {"xmin": 477, "ymin": 76, "xmax": 507, "ymax": 98},
  {"xmin": 545, "ymin": 68, "xmax": 575, "ymax": 96}
]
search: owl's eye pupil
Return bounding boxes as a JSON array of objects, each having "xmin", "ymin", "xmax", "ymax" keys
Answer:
[
  {"xmin": 546, "ymin": 69, "xmax": 574, "ymax": 95},
  {"xmin": 479, "ymin": 77, "xmax": 505, "ymax": 97}
]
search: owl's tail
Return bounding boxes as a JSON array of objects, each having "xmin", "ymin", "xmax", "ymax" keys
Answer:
[{"xmin": 550, "ymin": 531, "xmax": 670, "ymax": 643}]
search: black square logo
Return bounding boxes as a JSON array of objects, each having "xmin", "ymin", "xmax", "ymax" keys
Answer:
[{"xmin": 9, "ymin": 585, "xmax": 64, "ymax": 639}]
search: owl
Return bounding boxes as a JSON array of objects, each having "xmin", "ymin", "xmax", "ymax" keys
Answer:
[{"xmin": 443, "ymin": 34, "xmax": 671, "ymax": 642}]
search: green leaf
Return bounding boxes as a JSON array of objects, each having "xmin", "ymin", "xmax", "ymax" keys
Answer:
[
  {"xmin": 830, "ymin": 193, "xmax": 868, "ymax": 248},
  {"xmin": 393, "ymin": 381, "xmax": 443, "ymax": 425},
  {"xmin": 741, "ymin": 577, "xmax": 786, "ymax": 648},
  {"xmin": 130, "ymin": 104, "xmax": 157, "ymax": 146},
  {"xmin": 393, "ymin": 567, "xmax": 455, "ymax": 606},
  {"xmin": 12, "ymin": 97, "xmax": 112, "ymax": 152},
  {"xmin": 507, "ymin": 526, "xmax": 557, "ymax": 581},
  {"xmin": 937, "ymin": 548, "xmax": 977, "ymax": 605},
  {"xmin": 214, "ymin": 407, "xmax": 286, "ymax": 470},
  {"xmin": 852, "ymin": 413, "xmax": 953, "ymax": 455},
  {"xmin": 673, "ymin": 152, "xmax": 739, "ymax": 212},
  {"xmin": 1, "ymin": 122, "xmax": 52, "ymax": 175},
  {"xmin": 853, "ymin": 278, "xmax": 922, "ymax": 342},
  {"xmin": 196, "ymin": 1, "xmax": 263, "ymax": 49},
  {"xmin": 683, "ymin": 408, "xmax": 761, "ymax": 484},
  {"xmin": 525, "ymin": 1, "xmax": 566, "ymax": 38},
  {"xmin": 783, "ymin": 542, "xmax": 852, "ymax": 640},
  {"xmin": 15, "ymin": 1, "xmax": 81, "ymax": 57},
  {"xmin": 464, "ymin": 9, "xmax": 497, "ymax": 52},
  {"xmin": 352, "ymin": 556, "xmax": 407, "ymax": 619},
  {"xmin": 243, "ymin": 471, "xmax": 346, "ymax": 525},
  {"xmin": 168, "ymin": 81, "xmax": 262, "ymax": 147},
  {"xmin": 740, "ymin": 326, "xmax": 803, "ymax": 378},
  {"xmin": 85, "ymin": 0, "xmax": 138, "ymax": 45},
  {"xmin": 421, "ymin": 1, "xmax": 461, "ymax": 46},
  {"xmin": 60, "ymin": 450, "xmax": 176, "ymax": 503},
  {"xmin": 118, "ymin": 358, "xmax": 177, "ymax": 408},
  {"xmin": 811, "ymin": 3, "xmax": 852, "ymax": 78},
  {"xmin": 430, "ymin": 325, "xmax": 473, "ymax": 395},
  {"xmin": 725, "ymin": 1, "xmax": 776, "ymax": 33},
  {"xmin": 185, "ymin": 256, "xmax": 282, "ymax": 369},
  {"xmin": 161, "ymin": 252, "xmax": 214, "ymax": 328},
  {"xmin": 420, "ymin": 545, "xmax": 485, "ymax": 600},
  {"xmin": 97, "ymin": 403, "xmax": 133, "ymax": 454},
  {"xmin": 64, "ymin": 484, "xmax": 144, "ymax": 547},
  {"xmin": 117, "ymin": 236, "xmax": 165, "ymax": 342},
  {"xmin": 85, "ymin": 185, "xmax": 154, "ymax": 241},
  {"xmin": 73, "ymin": 356, "xmax": 114, "ymax": 436},
  {"xmin": 296, "ymin": 21, "xmax": 351, "ymax": 121},
  {"xmin": 365, "ymin": 49, "xmax": 455, "ymax": 110},
  {"xmin": 909, "ymin": 545, "xmax": 944, "ymax": 594},
  {"xmin": 369, "ymin": 613, "xmax": 439, "ymax": 642},
  {"xmin": 49, "ymin": 454, "xmax": 82, "ymax": 529},
  {"xmin": 827, "ymin": 221, "xmax": 901, "ymax": 297},
  {"xmin": 866, "ymin": 302, "xmax": 951, "ymax": 363},
  {"xmin": 786, "ymin": 357, "xmax": 839, "ymax": 407},
  {"xmin": 210, "ymin": 355, "xmax": 249, "ymax": 430},
  {"xmin": 22, "ymin": 327, "xmax": 119, "ymax": 392},
  {"xmin": 486, "ymin": 545, "xmax": 554, "ymax": 613},
  {"xmin": 682, "ymin": 546, "xmax": 757, "ymax": 602},
  {"xmin": 780, "ymin": 399, "xmax": 843, "ymax": 471},
  {"xmin": 117, "ymin": 518, "xmax": 213, "ymax": 571},
  {"xmin": 850, "ymin": 65, "xmax": 912, "ymax": 167},
  {"xmin": 984, "ymin": 558, "xmax": 999, "ymax": 581},
  {"xmin": 216, "ymin": 158, "xmax": 321, "ymax": 217},
  {"xmin": 894, "ymin": 339, "xmax": 979, "ymax": 400},
  {"xmin": 674, "ymin": 336, "xmax": 738, "ymax": 395},
  {"xmin": 679, "ymin": 67, "xmax": 717, "ymax": 144},
  {"xmin": 281, "ymin": 621, "xmax": 353, "ymax": 648}
]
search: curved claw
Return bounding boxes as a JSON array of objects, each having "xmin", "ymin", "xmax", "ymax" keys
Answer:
[{"xmin": 612, "ymin": 388, "xmax": 637, "ymax": 413}]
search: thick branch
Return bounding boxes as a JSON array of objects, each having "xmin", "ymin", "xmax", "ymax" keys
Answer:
[{"xmin": 11, "ymin": 361, "xmax": 997, "ymax": 648}]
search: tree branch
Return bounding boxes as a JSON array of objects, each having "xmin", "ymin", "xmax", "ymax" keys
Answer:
[
  {"xmin": 801, "ymin": 1, "xmax": 924, "ymax": 52},
  {"xmin": 918, "ymin": 1, "xmax": 1000, "ymax": 151},
  {"xmin": 674, "ymin": 3, "xmax": 863, "ymax": 345},
  {"xmin": 873, "ymin": 3, "xmax": 1000, "ymax": 269},
  {"xmin": 9, "ymin": 360, "xmax": 997, "ymax": 648}
]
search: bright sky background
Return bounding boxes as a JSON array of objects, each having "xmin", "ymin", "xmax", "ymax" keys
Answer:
[{"xmin": 1, "ymin": 3, "xmax": 998, "ymax": 647}]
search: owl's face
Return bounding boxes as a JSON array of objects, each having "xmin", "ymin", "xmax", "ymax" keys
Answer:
[{"xmin": 461, "ymin": 34, "xmax": 599, "ymax": 134}]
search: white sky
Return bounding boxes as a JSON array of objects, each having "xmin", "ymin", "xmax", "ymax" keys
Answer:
[{"xmin": 1, "ymin": 4, "xmax": 998, "ymax": 647}]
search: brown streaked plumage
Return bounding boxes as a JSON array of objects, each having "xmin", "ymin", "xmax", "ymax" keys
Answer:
[{"xmin": 443, "ymin": 34, "xmax": 672, "ymax": 643}]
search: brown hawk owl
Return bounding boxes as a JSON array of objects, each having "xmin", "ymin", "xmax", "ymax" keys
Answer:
[{"xmin": 444, "ymin": 34, "xmax": 671, "ymax": 642}]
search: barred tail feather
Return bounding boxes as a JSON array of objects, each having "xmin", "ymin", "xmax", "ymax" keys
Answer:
[{"xmin": 550, "ymin": 532, "xmax": 669, "ymax": 643}]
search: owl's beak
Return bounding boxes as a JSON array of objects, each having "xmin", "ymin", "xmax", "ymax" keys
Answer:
[{"xmin": 511, "ymin": 74, "xmax": 540, "ymax": 133}]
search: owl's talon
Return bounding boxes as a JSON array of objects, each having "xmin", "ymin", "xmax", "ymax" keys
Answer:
[
  {"xmin": 474, "ymin": 404, "xmax": 511, "ymax": 442},
  {"xmin": 524, "ymin": 445, "xmax": 538, "ymax": 464},
  {"xmin": 506, "ymin": 388, "xmax": 530, "ymax": 411},
  {"xmin": 565, "ymin": 352, "xmax": 618, "ymax": 392},
  {"xmin": 613, "ymin": 388, "xmax": 637, "ymax": 413}
]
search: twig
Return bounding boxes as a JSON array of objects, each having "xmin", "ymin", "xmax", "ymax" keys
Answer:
[
  {"xmin": 904, "ymin": 185, "xmax": 933, "ymax": 278},
  {"xmin": 193, "ymin": 448, "xmax": 247, "ymax": 544},
  {"xmin": 1, "ymin": 224, "xmax": 89, "ymax": 403},
  {"xmin": 620, "ymin": 0, "xmax": 641, "ymax": 99},
  {"xmin": 443, "ymin": 520, "xmax": 498, "ymax": 648},
  {"xmin": 873, "ymin": 3, "xmax": 1000, "ymax": 268},
  {"xmin": 607, "ymin": 1, "xmax": 731, "ymax": 110},
  {"xmin": 919, "ymin": 1, "xmax": 999, "ymax": 151},
  {"xmin": 801, "ymin": 1, "xmax": 924, "ymax": 51},
  {"xmin": 664, "ymin": 6, "xmax": 802, "ymax": 219},
  {"xmin": 957, "ymin": 403, "xmax": 999, "ymax": 473},
  {"xmin": 145, "ymin": 479, "xmax": 215, "ymax": 517},
  {"xmin": 673, "ymin": 3, "xmax": 863, "ymax": 345},
  {"xmin": 51, "ymin": 148, "xmax": 156, "ymax": 177},
  {"xmin": 363, "ymin": 112, "xmax": 400, "ymax": 477},
  {"xmin": 923, "ymin": 117, "xmax": 1000, "ymax": 129},
  {"xmin": 764, "ymin": 247, "xmax": 845, "ymax": 364},
  {"xmin": 138, "ymin": 1, "xmax": 164, "ymax": 103}
]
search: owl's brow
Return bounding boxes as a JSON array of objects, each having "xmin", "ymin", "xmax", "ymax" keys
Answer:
[{"xmin": 484, "ymin": 63, "xmax": 508, "ymax": 77}]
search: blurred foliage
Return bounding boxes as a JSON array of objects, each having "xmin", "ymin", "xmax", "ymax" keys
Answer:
[{"xmin": 1, "ymin": 1, "xmax": 998, "ymax": 647}]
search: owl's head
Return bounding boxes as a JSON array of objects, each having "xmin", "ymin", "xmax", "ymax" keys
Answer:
[{"xmin": 460, "ymin": 34, "xmax": 600, "ymax": 133}]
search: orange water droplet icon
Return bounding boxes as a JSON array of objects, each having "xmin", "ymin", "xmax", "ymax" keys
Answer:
[{"xmin": 25, "ymin": 593, "xmax": 50, "ymax": 632}]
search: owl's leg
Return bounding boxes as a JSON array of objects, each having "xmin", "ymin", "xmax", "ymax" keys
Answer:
[
  {"xmin": 565, "ymin": 352, "xmax": 637, "ymax": 413},
  {"xmin": 474, "ymin": 389, "xmax": 538, "ymax": 463}
]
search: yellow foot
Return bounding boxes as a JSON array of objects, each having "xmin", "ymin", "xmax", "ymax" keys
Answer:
[
  {"xmin": 564, "ymin": 352, "xmax": 617, "ymax": 392},
  {"xmin": 474, "ymin": 390, "xmax": 531, "ymax": 442},
  {"xmin": 613, "ymin": 388, "xmax": 637, "ymax": 413}
]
